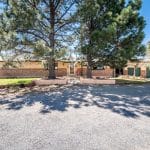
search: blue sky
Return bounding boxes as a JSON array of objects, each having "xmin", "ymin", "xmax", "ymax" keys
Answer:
[{"xmin": 140, "ymin": 0, "xmax": 150, "ymax": 44}]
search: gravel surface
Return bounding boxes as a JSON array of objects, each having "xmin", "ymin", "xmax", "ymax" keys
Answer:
[{"xmin": 0, "ymin": 85, "xmax": 150, "ymax": 150}]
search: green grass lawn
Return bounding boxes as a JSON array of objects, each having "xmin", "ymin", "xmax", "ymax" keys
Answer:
[
  {"xmin": 0, "ymin": 78, "xmax": 39, "ymax": 86},
  {"xmin": 116, "ymin": 78, "xmax": 150, "ymax": 84}
]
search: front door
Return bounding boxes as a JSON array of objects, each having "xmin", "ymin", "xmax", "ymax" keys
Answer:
[
  {"xmin": 135, "ymin": 68, "xmax": 141, "ymax": 77},
  {"xmin": 70, "ymin": 62, "xmax": 74, "ymax": 75},
  {"xmin": 146, "ymin": 67, "xmax": 150, "ymax": 78}
]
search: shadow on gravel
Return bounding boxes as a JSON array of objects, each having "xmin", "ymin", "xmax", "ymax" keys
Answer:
[{"xmin": 0, "ymin": 85, "xmax": 150, "ymax": 118}]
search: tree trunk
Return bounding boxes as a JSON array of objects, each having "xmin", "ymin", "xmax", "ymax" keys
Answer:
[
  {"xmin": 86, "ymin": 18, "xmax": 94, "ymax": 79},
  {"xmin": 48, "ymin": 57, "xmax": 56, "ymax": 79},
  {"xmin": 87, "ymin": 55, "xmax": 92, "ymax": 78},
  {"xmin": 48, "ymin": 1, "xmax": 56, "ymax": 79}
]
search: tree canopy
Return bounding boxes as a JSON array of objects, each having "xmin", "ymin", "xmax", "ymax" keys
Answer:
[
  {"xmin": 0, "ymin": 0, "xmax": 146, "ymax": 78},
  {"xmin": 78, "ymin": 0, "xmax": 145, "ymax": 77},
  {"xmin": 0, "ymin": 0, "xmax": 77, "ymax": 78}
]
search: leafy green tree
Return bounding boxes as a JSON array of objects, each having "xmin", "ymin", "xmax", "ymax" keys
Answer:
[
  {"xmin": 78, "ymin": 0, "xmax": 145, "ymax": 78},
  {"xmin": 0, "ymin": 0, "xmax": 77, "ymax": 79}
]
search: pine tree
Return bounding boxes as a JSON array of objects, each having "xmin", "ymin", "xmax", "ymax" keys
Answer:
[
  {"xmin": 0, "ymin": 0, "xmax": 77, "ymax": 79},
  {"xmin": 78, "ymin": 0, "xmax": 145, "ymax": 78}
]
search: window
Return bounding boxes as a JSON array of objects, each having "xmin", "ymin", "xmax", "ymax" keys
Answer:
[
  {"xmin": 128, "ymin": 67, "xmax": 141, "ymax": 76},
  {"xmin": 128, "ymin": 68, "xmax": 134, "ymax": 76}
]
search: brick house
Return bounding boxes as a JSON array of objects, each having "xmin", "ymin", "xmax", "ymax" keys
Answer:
[
  {"xmin": 0, "ymin": 60, "xmax": 114, "ymax": 78},
  {"xmin": 122, "ymin": 60, "xmax": 150, "ymax": 78},
  {"xmin": 0, "ymin": 59, "xmax": 150, "ymax": 78}
]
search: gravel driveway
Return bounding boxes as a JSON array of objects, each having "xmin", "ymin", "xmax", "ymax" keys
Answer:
[{"xmin": 0, "ymin": 85, "xmax": 150, "ymax": 150}]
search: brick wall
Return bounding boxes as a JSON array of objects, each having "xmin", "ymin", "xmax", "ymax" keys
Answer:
[
  {"xmin": 141, "ymin": 70, "xmax": 146, "ymax": 78},
  {"xmin": 0, "ymin": 68, "xmax": 114, "ymax": 78},
  {"xmin": 0, "ymin": 68, "xmax": 67, "ymax": 78},
  {"xmin": 123, "ymin": 69, "xmax": 128, "ymax": 75},
  {"xmin": 92, "ymin": 69, "xmax": 114, "ymax": 77},
  {"xmin": 0, "ymin": 61, "xmax": 44, "ymax": 69},
  {"xmin": 76, "ymin": 68, "xmax": 87, "ymax": 76},
  {"xmin": 76, "ymin": 68, "xmax": 114, "ymax": 77}
]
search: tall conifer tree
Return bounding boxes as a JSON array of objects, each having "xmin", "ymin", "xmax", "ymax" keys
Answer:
[
  {"xmin": 78, "ymin": 0, "xmax": 145, "ymax": 78},
  {"xmin": 0, "ymin": 0, "xmax": 77, "ymax": 79}
]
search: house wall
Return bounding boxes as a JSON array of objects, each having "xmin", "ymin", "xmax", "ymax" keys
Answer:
[
  {"xmin": 74, "ymin": 62, "xmax": 87, "ymax": 75},
  {"xmin": 57, "ymin": 61, "xmax": 70, "ymax": 75},
  {"xmin": 92, "ymin": 68, "xmax": 114, "ymax": 77},
  {"xmin": 0, "ymin": 61, "xmax": 44, "ymax": 69},
  {"xmin": 0, "ymin": 61, "xmax": 67, "ymax": 78},
  {"xmin": 57, "ymin": 61, "xmax": 69, "ymax": 69},
  {"xmin": 123, "ymin": 61, "xmax": 150, "ymax": 78},
  {"xmin": 76, "ymin": 66, "xmax": 114, "ymax": 77},
  {"xmin": 0, "ymin": 61, "xmax": 114, "ymax": 78},
  {"xmin": 1, "ymin": 60, "xmax": 149, "ymax": 78},
  {"xmin": 19, "ymin": 61, "xmax": 44, "ymax": 69},
  {"xmin": 0, "ymin": 68, "xmax": 67, "ymax": 78},
  {"xmin": 57, "ymin": 61, "xmax": 87, "ymax": 75}
]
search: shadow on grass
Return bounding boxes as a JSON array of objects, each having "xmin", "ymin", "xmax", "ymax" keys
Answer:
[{"xmin": 0, "ymin": 85, "xmax": 150, "ymax": 118}]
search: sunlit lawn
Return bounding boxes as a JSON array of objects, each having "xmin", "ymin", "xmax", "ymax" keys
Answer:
[
  {"xmin": 0, "ymin": 78, "xmax": 39, "ymax": 86},
  {"xmin": 0, "ymin": 77, "xmax": 150, "ymax": 86},
  {"xmin": 115, "ymin": 78, "xmax": 150, "ymax": 84}
]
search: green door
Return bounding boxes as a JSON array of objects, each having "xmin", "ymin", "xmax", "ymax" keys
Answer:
[
  {"xmin": 146, "ymin": 67, "xmax": 150, "ymax": 78},
  {"xmin": 135, "ymin": 68, "xmax": 141, "ymax": 77},
  {"xmin": 128, "ymin": 68, "xmax": 134, "ymax": 76}
]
